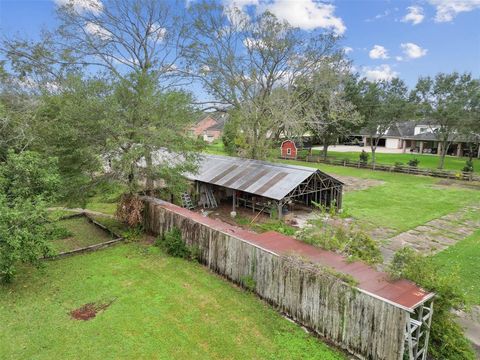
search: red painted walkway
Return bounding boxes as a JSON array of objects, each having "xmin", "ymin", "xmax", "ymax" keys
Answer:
[{"xmin": 157, "ymin": 200, "xmax": 433, "ymax": 312}]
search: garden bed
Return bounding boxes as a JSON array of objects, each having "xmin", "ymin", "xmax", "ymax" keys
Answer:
[{"xmin": 48, "ymin": 213, "xmax": 123, "ymax": 257}]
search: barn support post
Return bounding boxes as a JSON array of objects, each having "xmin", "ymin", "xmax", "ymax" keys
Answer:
[
  {"xmin": 232, "ymin": 191, "xmax": 236, "ymax": 213},
  {"xmin": 277, "ymin": 201, "xmax": 283, "ymax": 219}
]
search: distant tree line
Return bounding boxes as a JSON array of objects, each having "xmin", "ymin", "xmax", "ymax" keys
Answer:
[
  {"xmin": 0, "ymin": 0, "xmax": 479, "ymax": 278},
  {"xmin": 0, "ymin": 2, "xmax": 478, "ymax": 358}
]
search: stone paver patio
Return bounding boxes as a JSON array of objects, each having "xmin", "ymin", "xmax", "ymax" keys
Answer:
[{"xmin": 381, "ymin": 205, "xmax": 480, "ymax": 263}]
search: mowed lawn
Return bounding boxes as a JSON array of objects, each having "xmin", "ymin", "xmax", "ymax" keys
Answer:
[
  {"xmin": 325, "ymin": 150, "xmax": 480, "ymax": 174},
  {"xmin": 0, "ymin": 244, "xmax": 345, "ymax": 360},
  {"xmin": 204, "ymin": 144, "xmax": 480, "ymax": 234},
  {"xmin": 279, "ymin": 159, "xmax": 480, "ymax": 234},
  {"xmin": 206, "ymin": 143, "xmax": 480, "ymax": 173},
  {"xmin": 51, "ymin": 216, "xmax": 114, "ymax": 253},
  {"xmin": 432, "ymin": 229, "xmax": 480, "ymax": 306}
]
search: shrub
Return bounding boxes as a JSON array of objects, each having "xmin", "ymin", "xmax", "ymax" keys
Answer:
[
  {"xmin": 394, "ymin": 161, "xmax": 403, "ymax": 168},
  {"xmin": 299, "ymin": 221, "xmax": 382, "ymax": 265},
  {"xmin": 462, "ymin": 160, "xmax": 474, "ymax": 173},
  {"xmin": 240, "ymin": 275, "xmax": 256, "ymax": 292},
  {"xmin": 0, "ymin": 196, "xmax": 53, "ymax": 282},
  {"xmin": 388, "ymin": 248, "xmax": 475, "ymax": 360},
  {"xmin": 116, "ymin": 194, "xmax": 144, "ymax": 227},
  {"xmin": 343, "ymin": 230, "xmax": 382, "ymax": 264},
  {"xmin": 254, "ymin": 220, "xmax": 296, "ymax": 236},
  {"xmin": 408, "ymin": 158, "xmax": 420, "ymax": 167},
  {"xmin": 123, "ymin": 225, "xmax": 144, "ymax": 241},
  {"xmin": 48, "ymin": 225, "xmax": 73, "ymax": 240},
  {"xmin": 187, "ymin": 244, "xmax": 202, "ymax": 262},
  {"xmin": 359, "ymin": 150, "xmax": 369, "ymax": 164},
  {"xmin": 156, "ymin": 228, "xmax": 190, "ymax": 258}
]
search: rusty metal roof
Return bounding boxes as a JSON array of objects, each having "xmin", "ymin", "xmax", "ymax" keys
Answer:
[
  {"xmin": 187, "ymin": 154, "xmax": 343, "ymax": 201},
  {"xmin": 152, "ymin": 199, "xmax": 434, "ymax": 312}
]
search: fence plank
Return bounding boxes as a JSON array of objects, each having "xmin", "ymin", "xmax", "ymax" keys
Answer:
[
  {"xmin": 294, "ymin": 156, "xmax": 479, "ymax": 182},
  {"xmin": 144, "ymin": 199, "xmax": 407, "ymax": 360}
]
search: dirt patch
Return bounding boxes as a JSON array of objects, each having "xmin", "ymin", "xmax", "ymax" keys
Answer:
[
  {"xmin": 432, "ymin": 179, "xmax": 480, "ymax": 190},
  {"xmin": 335, "ymin": 175, "xmax": 385, "ymax": 192},
  {"xmin": 70, "ymin": 300, "xmax": 115, "ymax": 321}
]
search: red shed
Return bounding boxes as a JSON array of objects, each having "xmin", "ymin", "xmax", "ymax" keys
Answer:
[{"xmin": 280, "ymin": 140, "xmax": 297, "ymax": 159}]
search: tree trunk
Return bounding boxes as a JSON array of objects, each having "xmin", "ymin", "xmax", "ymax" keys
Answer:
[
  {"xmin": 323, "ymin": 141, "xmax": 329, "ymax": 160},
  {"xmin": 438, "ymin": 140, "xmax": 450, "ymax": 169},
  {"xmin": 468, "ymin": 143, "xmax": 474, "ymax": 162},
  {"xmin": 370, "ymin": 138, "xmax": 377, "ymax": 168}
]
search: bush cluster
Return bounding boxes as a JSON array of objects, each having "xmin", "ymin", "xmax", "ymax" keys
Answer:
[
  {"xmin": 156, "ymin": 227, "xmax": 200, "ymax": 261},
  {"xmin": 299, "ymin": 205, "xmax": 382, "ymax": 265},
  {"xmin": 300, "ymin": 224, "xmax": 382, "ymax": 265},
  {"xmin": 389, "ymin": 248, "xmax": 475, "ymax": 360},
  {"xmin": 240, "ymin": 275, "xmax": 257, "ymax": 292},
  {"xmin": 462, "ymin": 159, "xmax": 474, "ymax": 173},
  {"xmin": 359, "ymin": 150, "xmax": 369, "ymax": 164},
  {"xmin": 408, "ymin": 158, "xmax": 420, "ymax": 167}
]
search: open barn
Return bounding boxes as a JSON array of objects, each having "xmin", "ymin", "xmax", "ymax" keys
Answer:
[{"xmin": 186, "ymin": 154, "xmax": 343, "ymax": 218}]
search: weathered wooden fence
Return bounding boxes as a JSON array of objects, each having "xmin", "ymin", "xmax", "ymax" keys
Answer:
[
  {"xmin": 143, "ymin": 197, "xmax": 409, "ymax": 360},
  {"xmin": 282, "ymin": 155, "xmax": 480, "ymax": 182}
]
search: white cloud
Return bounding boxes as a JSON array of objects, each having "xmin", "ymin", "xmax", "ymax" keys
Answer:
[
  {"xmin": 400, "ymin": 42, "xmax": 427, "ymax": 59},
  {"xmin": 343, "ymin": 46, "xmax": 353, "ymax": 54},
  {"xmin": 223, "ymin": 0, "xmax": 346, "ymax": 34},
  {"xmin": 365, "ymin": 9, "xmax": 391, "ymax": 22},
  {"xmin": 428, "ymin": 0, "xmax": 480, "ymax": 22},
  {"xmin": 54, "ymin": 0, "xmax": 103, "ymax": 14},
  {"xmin": 224, "ymin": 0, "xmax": 259, "ymax": 7},
  {"xmin": 362, "ymin": 64, "xmax": 398, "ymax": 81},
  {"xmin": 265, "ymin": 0, "xmax": 346, "ymax": 34},
  {"xmin": 369, "ymin": 45, "xmax": 389, "ymax": 59},
  {"xmin": 85, "ymin": 22, "xmax": 111, "ymax": 40},
  {"xmin": 402, "ymin": 6, "xmax": 425, "ymax": 25},
  {"xmin": 149, "ymin": 23, "xmax": 167, "ymax": 41},
  {"xmin": 243, "ymin": 37, "xmax": 267, "ymax": 50}
]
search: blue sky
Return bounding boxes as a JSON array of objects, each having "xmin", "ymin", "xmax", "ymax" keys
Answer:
[{"xmin": 0, "ymin": 0, "xmax": 479, "ymax": 91}]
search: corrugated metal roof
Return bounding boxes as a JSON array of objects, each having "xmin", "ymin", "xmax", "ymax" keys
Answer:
[{"xmin": 187, "ymin": 154, "xmax": 342, "ymax": 201}]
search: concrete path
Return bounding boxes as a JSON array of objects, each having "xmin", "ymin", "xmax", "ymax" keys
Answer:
[
  {"xmin": 381, "ymin": 205, "xmax": 480, "ymax": 263},
  {"xmin": 454, "ymin": 306, "xmax": 480, "ymax": 358}
]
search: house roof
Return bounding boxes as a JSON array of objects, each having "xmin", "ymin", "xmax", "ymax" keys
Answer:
[
  {"xmin": 186, "ymin": 154, "xmax": 343, "ymax": 201},
  {"xmin": 358, "ymin": 121, "xmax": 417, "ymax": 138},
  {"xmin": 358, "ymin": 120, "xmax": 472, "ymax": 143},
  {"xmin": 195, "ymin": 112, "xmax": 229, "ymax": 127}
]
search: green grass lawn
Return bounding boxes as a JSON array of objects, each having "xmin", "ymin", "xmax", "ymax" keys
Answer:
[
  {"xmin": 324, "ymin": 150, "xmax": 480, "ymax": 174},
  {"xmin": 206, "ymin": 142, "xmax": 480, "ymax": 173},
  {"xmin": 0, "ymin": 244, "xmax": 344, "ymax": 360},
  {"xmin": 205, "ymin": 144, "xmax": 480, "ymax": 234},
  {"xmin": 51, "ymin": 216, "xmax": 114, "ymax": 253},
  {"xmin": 280, "ymin": 159, "xmax": 480, "ymax": 235},
  {"xmin": 432, "ymin": 230, "xmax": 480, "ymax": 306}
]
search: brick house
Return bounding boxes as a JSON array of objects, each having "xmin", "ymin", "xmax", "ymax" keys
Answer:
[{"xmin": 190, "ymin": 112, "xmax": 229, "ymax": 143}]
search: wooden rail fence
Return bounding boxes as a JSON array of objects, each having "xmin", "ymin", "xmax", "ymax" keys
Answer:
[{"xmin": 282, "ymin": 155, "xmax": 480, "ymax": 182}]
